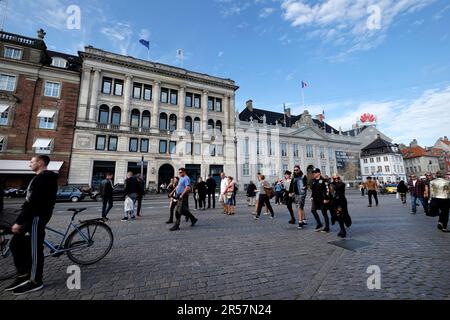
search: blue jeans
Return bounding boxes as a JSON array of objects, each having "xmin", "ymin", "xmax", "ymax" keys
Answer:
[{"xmin": 411, "ymin": 195, "xmax": 426, "ymax": 213}]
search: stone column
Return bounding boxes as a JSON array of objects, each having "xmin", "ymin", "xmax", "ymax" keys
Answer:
[
  {"xmin": 223, "ymin": 94, "xmax": 229, "ymax": 131},
  {"xmin": 202, "ymin": 90, "xmax": 209, "ymax": 133},
  {"xmin": 122, "ymin": 75, "xmax": 133, "ymax": 127},
  {"xmin": 178, "ymin": 85, "xmax": 186, "ymax": 131},
  {"xmin": 151, "ymin": 80, "xmax": 161, "ymax": 132},
  {"xmin": 78, "ymin": 68, "xmax": 91, "ymax": 121},
  {"xmin": 88, "ymin": 68, "xmax": 101, "ymax": 121}
]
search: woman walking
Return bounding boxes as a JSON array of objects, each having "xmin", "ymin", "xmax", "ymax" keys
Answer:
[
  {"xmin": 254, "ymin": 175, "xmax": 274, "ymax": 220},
  {"xmin": 397, "ymin": 180, "xmax": 408, "ymax": 204},
  {"xmin": 284, "ymin": 170, "xmax": 296, "ymax": 224},
  {"xmin": 247, "ymin": 181, "xmax": 257, "ymax": 206},
  {"xmin": 330, "ymin": 174, "xmax": 352, "ymax": 238},
  {"xmin": 224, "ymin": 176, "xmax": 236, "ymax": 215},
  {"xmin": 166, "ymin": 177, "xmax": 179, "ymax": 224}
]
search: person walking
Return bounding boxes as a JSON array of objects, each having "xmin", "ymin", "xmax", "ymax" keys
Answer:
[
  {"xmin": 429, "ymin": 172, "xmax": 450, "ymax": 232},
  {"xmin": 219, "ymin": 172, "xmax": 229, "ymax": 214},
  {"xmin": 254, "ymin": 175, "xmax": 275, "ymax": 220},
  {"xmin": 100, "ymin": 172, "xmax": 114, "ymax": 221},
  {"xmin": 422, "ymin": 173, "xmax": 433, "ymax": 214},
  {"xmin": 6, "ymin": 155, "xmax": 58, "ymax": 295},
  {"xmin": 192, "ymin": 180, "xmax": 198, "ymax": 210},
  {"xmin": 397, "ymin": 180, "xmax": 408, "ymax": 204},
  {"xmin": 288, "ymin": 165, "xmax": 308, "ymax": 229},
  {"xmin": 135, "ymin": 174, "xmax": 145, "ymax": 217},
  {"xmin": 359, "ymin": 182, "xmax": 366, "ymax": 196},
  {"xmin": 206, "ymin": 175, "xmax": 217, "ymax": 209},
  {"xmin": 169, "ymin": 168, "xmax": 198, "ymax": 231},
  {"xmin": 246, "ymin": 181, "xmax": 257, "ymax": 207},
  {"xmin": 310, "ymin": 168, "xmax": 331, "ymax": 233},
  {"xmin": 284, "ymin": 171, "xmax": 295, "ymax": 224},
  {"xmin": 407, "ymin": 174, "xmax": 427, "ymax": 214},
  {"xmin": 274, "ymin": 180, "xmax": 285, "ymax": 205},
  {"xmin": 330, "ymin": 174, "xmax": 352, "ymax": 238},
  {"xmin": 166, "ymin": 177, "xmax": 179, "ymax": 224},
  {"xmin": 196, "ymin": 177, "xmax": 207, "ymax": 210},
  {"xmin": 365, "ymin": 177, "xmax": 379, "ymax": 207},
  {"xmin": 224, "ymin": 176, "xmax": 236, "ymax": 215},
  {"xmin": 122, "ymin": 172, "xmax": 139, "ymax": 221}
]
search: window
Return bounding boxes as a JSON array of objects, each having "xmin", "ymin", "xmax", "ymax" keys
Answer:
[
  {"xmin": 169, "ymin": 114, "xmax": 177, "ymax": 132},
  {"xmin": 243, "ymin": 163, "xmax": 250, "ymax": 176},
  {"xmin": 114, "ymin": 80, "xmax": 123, "ymax": 96},
  {"xmin": 98, "ymin": 105, "xmax": 109, "ymax": 124},
  {"xmin": 4, "ymin": 47, "xmax": 22, "ymax": 60},
  {"xmin": 185, "ymin": 93, "xmax": 193, "ymax": 107},
  {"xmin": 185, "ymin": 116, "xmax": 192, "ymax": 132},
  {"xmin": 215, "ymin": 98, "xmax": 222, "ymax": 112},
  {"xmin": 418, "ymin": 165, "xmax": 421, "ymax": 172},
  {"xmin": 282, "ymin": 164, "xmax": 288, "ymax": 174},
  {"xmin": 0, "ymin": 74, "xmax": 16, "ymax": 92},
  {"xmin": 108, "ymin": 136, "xmax": 118, "ymax": 151},
  {"xmin": 371, "ymin": 166, "xmax": 376, "ymax": 174},
  {"xmin": 194, "ymin": 94, "xmax": 201, "ymax": 108},
  {"xmin": 96, "ymin": 136, "xmax": 106, "ymax": 150},
  {"xmin": 244, "ymin": 138, "xmax": 249, "ymax": 155},
  {"xmin": 51, "ymin": 57, "xmax": 67, "ymax": 68},
  {"xmin": 185, "ymin": 142, "xmax": 193, "ymax": 155},
  {"xmin": 306, "ymin": 145, "xmax": 314, "ymax": 158},
  {"xmin": 160, "ymin": 88, "xmax": 169, "ymax": 103},
  {"xmin": 365, "ymin": 167, "xmax": 369, "ymax": 174},
  {"xmin": 208, "ymin": 119, "xmax": 214, "ymax": 135},
  {"xmin": 102, "ymin": 77, "xmax": 112, "ymax": 94},
  {"xmin": 142, "ymin": 111, "xmax": 151, "ymax": 129},
  {"xmin": 268, "ymin": 140, "xmax": 273, "ymax": 156},
  {"xmin": 370, "ymin": 158, "xmax": 374, "ymax": 163},
  {"xmin": 33, "ymin": 138, "xmax": 52, "ymax": 154},
  {"xmin": 38, "ymin": 109, "xmax": 56, "ymax": 129},
  {"xmin": 194, "ymin": 143, "xmax": 201, "ymax": 155},
  {"xmin": 111, "ymin": 106, "xmax": 121, "ymax": 126},
  {"xmin": 0, "ymin": 136, "xmax": 5, "ymax": 152},
  {"xmin": 364, "ymin": 159, "xmax": 368, "ymax": 164},
  {"xmin": 169, "ymin": 141, "xmax": 177, "ymax": 154},
  {"xmin": 328, "ymin": 147, "xmax": 334, "ymax": 159},
  {"xmin": 133, "ymin": 83, "xmax": 142, "ymax": 99},
  {"xmin": 0, "ymin": 105, "xmax": 10, "ymax": 126},
  {"xmin": 208, "ymin": 97, "xmax": 214, "ymax": 111},
  {"xmin": 384, "ymin": 156, "xmax": 388, "ymax": 162},
  {"xmin": 217, "ymin": 144, "xmax": 224, "ymax": 156},
  {"xmin": 293, "ymin": 144, "xmax": 299, "ymax": 158},
  {"xmin": 257, "ymin": 163, "xmax": 263, "ymax": 173},
  {"xmin": 129, "ymin": 138, "xmax": 138, "ymax": 152},
  {"xmin": 130, "ymin": 109, "xmax": 140, "ymax": 128},
  {"xmin": 216, "ymin": 120, "xmax": 222, "ymax": 134},
  {"xmin": 143, "ymin": 85, "xmax": 152, "ymax": 101},
  {"xmin": 376, "ymin": 157, "xmax": 381, "ymax": 162},
  {"xmin": 194, "ymin": 117, "xmax": 201, "ymax": 134},
  {"xmin": 322, "ymin": 166, "xmax": 327, "ymax": 174},
  {"xmin": 257, "ymin": 137, "xmax": 260, "ymax": 155},
  {"xmin": 377, "ymin": 166, "xmax": 382, "ymax": 173},
  {"xmin": 320, "ymin": 146, "xmax": 325, "ymax": 159},
  {"xmin": 44, "ymin": 81, "xmax": 61, "ymax": 98},
  {"xmin": 170, "ymin": 90, "xmax": 178, "ymax": 105},
  {"xmin": 159, "ymin": 113, "xmax": 167, "ymax": 130},
  {"xmin": 159, "ymin": 140, "xmax": 167, "ymax": 154},
  {"xmin": 140, "ymin": 139, "xmax": 149, "ymax": 153},
  {"xmin": 209, "ymin": 144, "xmax": 216, "ymax": 156},
  {"xmin": 281, "ymin": 143, "xmax": 287, "ymax": 157}
]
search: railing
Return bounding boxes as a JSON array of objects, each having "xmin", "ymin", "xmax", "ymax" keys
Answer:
[{"xmin": 0, "ymin": 31, "xmax": 38, "ymax": 46}]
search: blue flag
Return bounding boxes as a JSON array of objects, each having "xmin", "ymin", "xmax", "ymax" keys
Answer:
[{"xmin": 139, "ymin": 39, "xmax": 150, "ymax": 49}]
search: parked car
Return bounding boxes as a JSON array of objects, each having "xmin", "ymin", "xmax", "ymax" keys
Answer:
[
  {"xmin": 92, "ymin": 184, "xmax": 126, "ymax": 202},
  {"xmin": 4, "ymin": 188, "xmax": 26, "ymax": 198},
  {"xmin": 384, "ymin": 184, "xmax": 398, "ymax": 194},
  {"xmin": 56, "ymin": 187, "xmax": 84, "ymax": 202}
]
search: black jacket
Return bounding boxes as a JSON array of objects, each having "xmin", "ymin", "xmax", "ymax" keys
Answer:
[
  {"xmin": 206, "ymin": 178, "xmax": 217, "ymax": 194},
  {"xmin": 288, "ymin": 175, "xmax": 308, "ymax": 195},
  {"xmin": 16, "ymin": 171, "xmax": 58, "ymax": 230},
  {"xmin": 100, "ymin": 179, "xmax": 114, "ymax": 197},
  {"xmin": 197, "ymin": 181, "xmax": 207, "ymax": 196},
  {"xmin": 397, "ymin": 182, "xmax": 408, "ymax": 194},
  {"xmin": 311, "ymin": 176, "xmax": 330, "ymax": 203},
  {"xmin": 124, "ymin": 176, "xmax": 140, "ymax": 196},
  {"xmin": 247, "ymin": 183, "xmax": 257, "ymax": 197}
]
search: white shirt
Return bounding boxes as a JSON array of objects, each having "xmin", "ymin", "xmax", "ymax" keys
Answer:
[{"xmin": 220, "ymin": 177, "xmax": 229, "ymax": 194}]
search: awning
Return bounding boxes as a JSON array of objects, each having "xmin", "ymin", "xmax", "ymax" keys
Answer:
[
  {"xmin": 0, "ymin": 104, "xmax": 10, "ymax": 113},
  {"xmin": 37, "ymin": 109, "xmax": 56, "ymax": 118},
  {"xmin": 32, "ymin": 138, "xmax": 52, "ymax": 148},
  {"xmin": 0, "ymin": 160, "xmax": 64, "ymax": 174}
]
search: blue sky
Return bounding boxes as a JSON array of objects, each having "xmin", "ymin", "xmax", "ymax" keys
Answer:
[{"xmin": 4, "ymin": 0, "xmax": 450, "ymax": 146}]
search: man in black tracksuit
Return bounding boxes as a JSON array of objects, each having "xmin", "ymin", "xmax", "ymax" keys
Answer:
[
  {"xmin": 100, "ymin": 172, "xmax": 114, "ymax": 220},
  {"xmin": 6, "ymin": 155, "xmax": 58, "ymax": 295},
  {"xmin": 206, "ymin": 175, "xmax": 217, "ymax": 209},
  {"xmin": 310, "ymin": 168, "xmax": 331, "ymax": 233}
]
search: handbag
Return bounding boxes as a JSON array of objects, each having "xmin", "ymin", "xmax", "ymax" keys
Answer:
[{"xmin": 265, "ymin": 187, "xmax": 275, "ymax": 199}]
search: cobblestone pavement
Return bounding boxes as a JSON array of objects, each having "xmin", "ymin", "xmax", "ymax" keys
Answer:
[{"xmin": 1, "ymin": 190, "xmax": 449, "ymax": 300}]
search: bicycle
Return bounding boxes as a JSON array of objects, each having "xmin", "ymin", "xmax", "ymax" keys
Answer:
[{"xmin": 1, "ymin": 208, "xmax": 114, "ymax": 281}]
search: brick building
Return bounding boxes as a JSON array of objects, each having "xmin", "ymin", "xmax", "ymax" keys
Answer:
[{"xmin": 0, "ymin": 29, "xmax": 81, "ymax": 188}]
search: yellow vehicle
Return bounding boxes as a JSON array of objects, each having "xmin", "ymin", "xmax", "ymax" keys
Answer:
[{"xmin": 384, "ymin": 184, "xmax": 398, "ymax": 194}]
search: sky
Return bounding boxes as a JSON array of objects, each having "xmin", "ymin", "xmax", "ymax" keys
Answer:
[{"xmin": 3, "ymin": 0, "xmax": 450, "ymax": 147}]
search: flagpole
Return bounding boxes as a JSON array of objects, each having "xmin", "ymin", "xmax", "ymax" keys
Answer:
[
  {"xmin": 147, "ymin": 48, "xmax": 150, "ymax": 61},
  {"xmin": 301, "ymin": 86, "xmax": 305, "ymax": 109}
]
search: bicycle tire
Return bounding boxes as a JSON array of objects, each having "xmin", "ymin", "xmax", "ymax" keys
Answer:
[
  {"xmin": 65, "ymin": 222, "xmax": 113, "ymax": 265},
  {"xmin": 0, "ymin": 233, "xmax": 17, "ymax": 281}
]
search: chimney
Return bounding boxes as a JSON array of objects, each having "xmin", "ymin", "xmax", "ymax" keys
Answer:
[
  {"xmin": 410, "ymin": 139, "xmax": 418, "ymax": 147},
  {"xmin": 246, "ymin": 100, "xmax": 253, "ymax": 112},
  {"xmin": 285, "ymin": 108, "xmax": 291, "ymax": 118},
  {"xmin": 37, "ymin": 28, "xmax": 46, "ymax": 40},
  {"xmin": 444, "ymin": 136, "xmax": 448, "ymax": 142}
]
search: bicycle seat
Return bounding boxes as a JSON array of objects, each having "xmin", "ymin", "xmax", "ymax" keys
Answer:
[{"xmin": 67, "ymin": 208, "xmax": 87, "ymax": 214}]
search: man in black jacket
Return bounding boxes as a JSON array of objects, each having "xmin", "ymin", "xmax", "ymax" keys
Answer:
[
  {"xmin": 100, "ymin": 172, "xmax": 114, "ymax": 221},
  {"xmin": 288, "ymin": 166, "xmax": 308, "ymax": 229},
  {"xmin": 6, "ymin": 155, "xmax": 58, "ymax": 295},
  {"xmin": 310, "ymin": 168, "xmax": 331, "ymax": 233},
  {"xmin": 122, "ymin": 171, "xmax": 139, "ymax": 221},
  {"xmin": 206, "ymin": 175, "xmax": 217, "ymax": 209}
]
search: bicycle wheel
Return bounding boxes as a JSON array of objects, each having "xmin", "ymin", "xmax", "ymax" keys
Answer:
[
  {"xmin": 0, "ymin": 232, "xmax": 17, "ymax": 281},
  {"xmin": 65, "ymin": 222, "xmax": 113, "ymax": 265}
]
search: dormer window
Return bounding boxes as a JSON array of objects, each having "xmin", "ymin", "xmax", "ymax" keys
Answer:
[
  {"xmin": 51, "ymin": 57, "xmax": 68, "ymax": 68},
  {"xmin": 4, "ymin": 47, "xmax": 22, "ymax": 60}
]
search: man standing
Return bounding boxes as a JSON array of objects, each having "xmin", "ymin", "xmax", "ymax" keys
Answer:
[
  {"xmin": 365, "ymin": 177, "xmax": 379, "ymax": 207},
  {"xmin": 196, "ymin": 177, "xmax": 207, "ymax": 210},
  {"xmin": 169, "ymin": 168, "xmax": 198, "ymax": 231},
  {"xmin": 407, "ymin": 174, "xmax": 426, "ymax": 214},
  {"xmin": 100, "ymin": 172, "xmax": 114, "ymax": 221},
  {"xmin": 135, "ymin": 174, "xmax": 145, "ymax": 217},
  {"xmin": 6, "ymin": 155, "xmax": 58, "ymax": 295},
  {"xmin": 422, "ymin": 173, "xmax": 433, "ymax": 214},
  {"xmin": 288, "ymin": 166, "xmax": 308, "ymax": 229},
  {"xmin": 429, "ymin": 172, "xmax": 450, "ymax": 232},
  {"xmin": 122, "ymin": 171, "xmax": 139, "ymax": 221},
  {"xmin": 219, "ymin": 172, "xmax": 229, "ymax": 214},
  {"xmin": 310, "ymin": 168, "xmax": 331, "ymax": 233},
  {"xmin": 206, "ymin": 175, "xmax": 217, "ymax": 209}
]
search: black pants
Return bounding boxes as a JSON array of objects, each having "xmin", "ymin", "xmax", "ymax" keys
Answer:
[
  {"xmin": 207, "ymin": 192, "xmax": 215, "ymax": 208},
  {"xmin": 256, "ymin": 194, "xmax": 274, "ymax": 217},
  {"xmin": 168, "ymin": 200, "xmax": 177, "ymax": 222},
  {"xmin": 368, "ymin": 190, "xmax": 378, "ymax": 206},
  {"xmin": 275, "ymin": 192, "xmax": 283, "ymax": 204},
  {"xmin": 193, "ymin": 193, "xmax": 198, "ymax": 209},
  {"xmin": 198, "ymin": 194, "xmax": 206, "ymax": 209},
  {"xmin": 435, "ymin": 198, "xmax": 450, "ymax": 229},
  {"xmin": 400, "ymin": 193, "xmax": 407, "ymax": 203},
  {"xmin": 175, "ymin": 196, "xmax": 196, "ymax": 225},
  {"xmin": 361, "ymin": 189, "xmax": 365, "ymax": 196},
  {"xmin": 286, "ymin": 196, "xmax": 295, "ymax": 221},
  {"xmin": 136, "ymin": 195, "xmax": 143, "ymax": 216},
  {"xmin": 10, "ymin": 216, "xmax": 48, "ymax": 284},
  {"xmin": 311, "ymin": 201, "xmax": 329, "ymax": 228},
  {"xmin": 102, "ymin": 196, "xmax": 113, "ymax": 218}
]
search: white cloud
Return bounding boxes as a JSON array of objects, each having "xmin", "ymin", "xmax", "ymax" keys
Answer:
[
  {"xmin": 101, "ymin": 22, "xmax": 133, "ymax": 55},
  {"xmin": 218, "ymin": 51, "xmax": 224, "ymax": 57},
  {"xmin": 260, "ymin": 7, "xmax": 276, "ymax": 18}
]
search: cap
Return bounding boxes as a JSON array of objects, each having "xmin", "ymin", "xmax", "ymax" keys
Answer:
[
  {"xmin": 312, "ymin": 168, "xmax": 321, "ymax": 174},
  {"xmin": 284, "ymin": 170, "xmax": 292, "ymax": 175}
]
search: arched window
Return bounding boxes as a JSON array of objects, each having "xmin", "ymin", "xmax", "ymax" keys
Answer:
[
  {"xmin": 159, "ymin": 113, "xmax": 168, "ymax": 130},
  {"xmin": 185, "ymin": 116, "xmax": 192, "ymax": 133},
  {"xmin": 142, "ymin": 111, "xmax": 151, "ymax": 128},
  {"xmin": 98, "ymin": 105, "xmax": 109, "ymax": 124},
  {"xmin": 130, "ymin": 109, "xmax": 140, "ymax": 127},
  {"xmin": 194, "ymin": 117, "xmax": 201, "ymax": 134},
  {"xmin": 169, "ymin": 114, "xmax": 177, "ymax": 132},
  {"xmin": 111, "ymin": 106, "xmax": 121, "ymax": 125},
  {"xmin": 208, "ymin": 119, "xmax": 215, "ymax": 136},
  {"xmin": 216, "ymin": 120, "xmax": 222, "ymax": 134}
]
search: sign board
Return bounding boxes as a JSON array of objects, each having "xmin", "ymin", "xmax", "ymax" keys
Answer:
[{"xmin": 335, "ymin": 151, "xmax": 361, "ymax": 181}]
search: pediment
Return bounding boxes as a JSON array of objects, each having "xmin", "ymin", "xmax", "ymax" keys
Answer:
[{"xmin": 289, "ymin": 126, "xmax": 330, "ymax": 140}]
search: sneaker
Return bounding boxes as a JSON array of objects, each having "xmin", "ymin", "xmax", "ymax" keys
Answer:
[
  {"xmin": 438, "ymin": 223, "xmax": 443, "ymax": 231},
  {"xmin": 131, "ymin": 216, "xmax": 136, "ymax": 220},
  {"xmin": 302, "ymin": 220, "xmax": 308, "ymax": 225},
  {"xmin": 4, "ymin": 275, "xmax": 29, "ymax": 292},
  {"xmin": 337, "ymin": 232, "xmax": 347, "ymax": 238},
  {"xmin": 121, "ymin": 217, "xmax": 129, "ymax": 222},
  {"xmin": 12, "ymin": 281, "xmax": 43, "ymax": 295},
  {"xmin": 169, "ymin": 225, "xmax": 180, "ymax": 231},
  {"xmin": 165, "ymin": 220, "xmax": 173, "ymax": 224},
  {"xmin": 288, "ymin": 219, "xmax": 296, "ymax": 224},
  {"xmin": 368, "ymin": 205, "xmax": 372, "ymax": 207},
  {"xmin": 297, "ymin": 223, "xmax": 304, "ymax": 229},
  {"xmin": 191, "ymin": 217, "xmax": 198, "ymax": 227},
  {"xmin": 320, "ymin": 228, "xmax": 330, "ymax": 233},
  {"xmin": 314, "ymin": 224, "xmax": 323, "ymax": 232},
  {"xmin": 263, "ymin": 212, "xmax": 270, "ymax": 215},
  {"xmin": 442, "ymin": 229, "xmax": 449, "ymax": 233},
  {"xmin": 254, "ymin": 216, "xmax": 260, "ymax": 220},
  {"xmin": 270, "ymin": 215, "xmax": 274, "ymax": 219}
]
